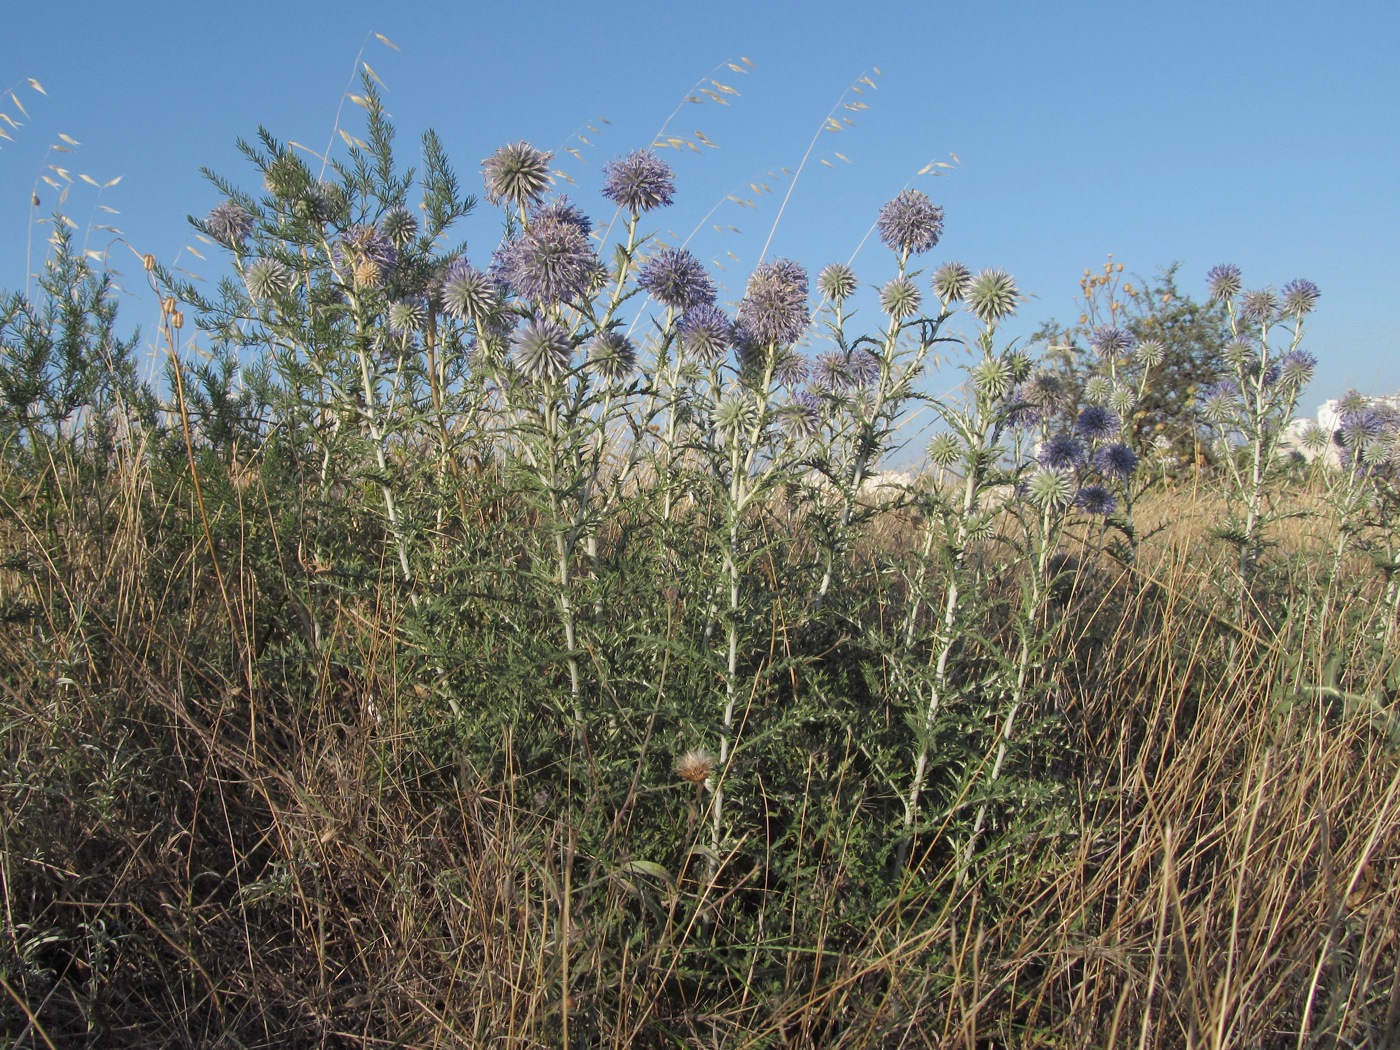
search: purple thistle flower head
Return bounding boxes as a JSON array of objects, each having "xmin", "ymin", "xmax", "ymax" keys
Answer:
[
  {"xmin": 1003, "ymin": 388, "xmax": 1044, "ymax": 431},
  {"xmin": 512, "ymin": 318, "xmax": 574, "ymax": 383},
  {"xmin": 677, "ymin": 303, "xmax": 733, "ymax": 365},
  {"xmin": 1207, "ymin": 263, "xmax": 1242, "ymax": 301},
  {"xmin": 780, "ymin": 392, "xmax": 823, "ymax": 439},
  {"xmin": 530, "ymin": 196, "xmax": 593, "ymax": 237},
  {"xmin": 335, "ymin": 224, "xmax": 398, "ymax": 289},
  {"xmin": 817, "ymin": 262, "xmax": 858, "ymax": 303},
  {"xmin": 601, "ymin": 150, "xmax": 675, "ymax": 213},
  {"xmin": 876, "ymin": 189, "xmax": 944, "ymax": 256},
  {"xmin": 1089, "ymin": 325, "xmax": 1134, "ymax": 356},
  {"xmin": 497, "ymin": 213, "xmax": 599, "ymax": 305},
  {"xmin": 1039, "ymin": 432, "xmax": 1087, "ymax": 470},
  {"xmin": 736, "ymin": 258, "xmax": 809, "ymax": 347},
  {"xmin": 1075, "ymin": 405, "xmax": 1121, "ymax": 441},
  {"xmin": 1199, "ymin": 380, "xmax": 1240, "ymax": 423},
  {"xmin": 1281, "ymin": 279, "xmax": 1320, "ymax": 318},
  {"xmin": 1075, "ymin": 485, "xmax": 1118, "ymax": 516},
  {"xmin": 206, "ymin": 201, "xmax": 254, "ymax": 247},
  {"xmin": 773, "ymin": 348, "xmax": 810, "ymax": 387},
  {"xmin": 813, "ymin": 350, "xmax": 853, "ymax": 392},
  {"xmin": 1094, "ymin": 442, "xmax": 1139, "ymax": 480},
  {"xmin": 1240, "ymin": 288, "xmax": 1279, "ymax": 324},
  {"xmin": 639, "ymin": 247, "xmax": 716, "ymax": 310},
  {"xmin": 483, "ymin": 142, "xmax": 553, "ymax": 208},
  {"xmin": 847, "ymin": 349, "xmax": 880, "ymax": 388}
]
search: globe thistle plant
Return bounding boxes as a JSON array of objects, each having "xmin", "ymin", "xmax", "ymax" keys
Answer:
[
  {"xmin": 876, "ymin": 189, "xmax": 944, "ymax": 257},
  {"xmin": 601, "ymin": 149, "xmax": 675, "ymax": 213},
  {"xmin": 1075, "ymin": 405, "xmax": 1121, "ymax": 441},
  {"xmin": 1039, "ymin": 432, "xmax": 1087, "ymax": 471},
  {"xmin": 1207, "ymin": 263, "xmax": 1243, "ymax": 301},
  {"xmin": 439, "ymin": 260, "xmax": 498, "ymax": 323},
  {"xmin": 381, "ymin": 205, "xmax": 419, "ymax": 248}
]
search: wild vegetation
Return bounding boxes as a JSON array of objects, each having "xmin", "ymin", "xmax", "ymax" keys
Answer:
[{"xmin": 2, "ymin": 69, "xmax": 1399, "ymax": 1049}]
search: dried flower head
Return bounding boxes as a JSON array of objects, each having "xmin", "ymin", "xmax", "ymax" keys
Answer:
[
  {"xmin": 206, "ymin": 201, "xmax": 254, "ymax": 247},
  {"xmin": 737, "ymin": 258, "xmax": 810, "ymax": 347},
  {"xmin": 675, "ymin": 749, "xmax": 716, "ymax": 785},
  {"xmin": 817, "ymin": 261, "xmax": 858, "ymax": 303},
  {"xmin": 335, "ymin": 225, "xmax": 398, "ymax": 289},
  {"xmin": 512, "ymin": 318, "xmax": 574, "ymax": 383},
  {"xmin": 932, "ymin": 260, "xmax": 973, "ymax": 304},
  {"xmin": 483, "ymin": 141, "xmax": 553, "ymax": 208},
  {"xmin": 876, "ymin": 189, "xmax": 944, "ymax": 256},
  {"xmin": 639, "ymin": 247, "xmax": 716, "ymax": 310},
  {"xmin": 1207, "ymin": 263, "xmax": 1242, "ymax": 301},
  {"xmin": 601, "ymin": 150, "xmax": 675, "ymax": 213},
  {"xmin": 965, "ymin": 268, "xmax": 1019, "ymax": 327}
]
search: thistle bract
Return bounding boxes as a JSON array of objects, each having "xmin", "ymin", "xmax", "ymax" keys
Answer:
[
  {"xmin": 513, "ymin": 318, "xmax": 574, "ymax": 383},
  {"xmin": 206, "ymin": 201, "xmax": 253, "ymax": 247},
  {"xmin": 639, "ymin": 247, "xmax": 715, "ymax": 310},
  {"xmin": 876, "ymin": 189, "xmax": 944, "ymax": 256},
  {"xmin": 483, "ymin": 141, "xmax": 553, "ymax": 208},
  {"xmin": 601, "ymin": 150, "xmax": 674, "ymax": 213}
]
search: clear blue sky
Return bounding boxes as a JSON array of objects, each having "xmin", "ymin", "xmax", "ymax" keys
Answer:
[{"xmin": 3, "ymin": 0, "xmax": 1397, "ymax": 414}]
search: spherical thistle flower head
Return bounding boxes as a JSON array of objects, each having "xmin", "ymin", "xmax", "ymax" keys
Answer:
[
  {"xmin": 880, "ymin": 275, "xmax": 922, "ymax": 321},
  {"xmin": 601, "ymin": 149, "xmax": 675, "ymax": 213},
  {"xmin": 1075, "ymin": 484, "xmax": 1118, "ymax": 517},
  {"xmin": 1280, "ymin": 278, "xmax": 1320, "ymax": 318},
  {"xmin": 971, "ymin": 355, "xmax": 1014, "ymax": 400},
  {"xmin": 1003, "ymin": 389, "xmax": 1044, "ymax": 431},
  {"xmin": 1240, "ymin": 288, "xmax": 1279, "ymax": 325},
  {"xmin": 1275, "ymin": 349, "xmax": 1316, "ymax": 389},
  {"xmin": 1224, "ymin": 336, "xmax": 1257, "ymax": 370},
  {"xmin": 206, "ymin": 201, "xmax": 254, "ymax": 247},
  {"xmin": 927, "ymin": 432, "xmax": 962, "ymax": 467},
  {"xmin": 483, "ymin": 141, "xmax": 553, "ymax": 209},
  {"xmin": 1107, "ymin": 383, "xmax": 1137, "ymax": 418},
  {"xmin": 965, "ymin": 268, "xmax": 1019, "ymax": 327},
  {"xmin": 932, "ymin": 260, "xmax": 973, "ymax": 304},
  {"xmin": 817, "ymin": 261, "xmax": 858, "ymax": 303},
  {"xmin": 1199, "ymin": 380, "xmax": 1240, "ymax": 423},
  {"xmin": 712, "ymin": 391, "xmax": 760, "ymax": 442},
  {"xmin": 773, "ymin": 347, "xmax": 810, "ymax": 388},
  {"xmin": 813, "ymin": 350, "xmax": 853, "ymax": 392},
  {"xmin": 381, "ymin": 205, "xmax": 420, "ymax": 248},
  {"xmin": 512, "ymin": 318, "xmax": 575, "ymax": 383},
  {"xmin": 677, "ymin": 303, "xmax": 733, "ymax": 365},
  {"xmin": 737, "ymin": 258, "xmax": 810, "ymax": 348},
  {"xmin": 530, "ymin": 196, "xmax": 593, "ymax": 237},
  {"xmin": 1039, "ymin": 432, "xmax": 1087, "ymax": 470},
  {"xmin": 639, "ymin": 247, "xmax": 716, "ymax": 310},
  {"xmin": 1089, "ymin": 325, "xmax": 1134, "ymax": 357},
  {"xmin": 1075, "ymin": 405, "xmax": 1121, "ymax": 441},
  {"xmin": 1134, "ymin": 339, "xmax": 1166, "ymax": 368},
  {"xmin": 586, "ymin": 330, "xmax": 637, "ymax": 382},
  {"xmin": 780, "ymin": 392, "xmax": 823, "ymax": 439},
  {"xmin": 1083, "ymin": 376, "xmax": 1113, "ymax": 405},
  {"xmin": 499, "ymin": 214, "xmax": 599, "ymax": 306},
  {"xmin": 876, "ymin": 188, "xmax": 944, "ymax": 256},
  {"xmin": 675, "ymin": 748, "xmax": 716, "ymax": 785},
  {"xmin": 387, "ymin": 297, "xmax": 427, "ymax": 338},
  {"xmin": 1207, "ymin": 263, "xmax": 1243, "ymax": 302},
  {"xmin": 847, "ymin": 349, "xmax": 880, "ymax": 388},
  {"xmin": 439, "ymin": 261, "xmax": 497, "ymax": 322},
  {"xmin": 1094, "ymin": 442, "xmax": 1139, "ymax": 480},
  {"xmin": 1025, "ymin": 467, "xmax": 1076, "ymax": 510},
  {"xmin": 336, "ymin": 224, "xmax": 398, "ymax": 290},
  {"xmin": 1024, "ymin": 371, "xmax": 1067, "ymax": 411},
  {"xmin": 245, "ymin": 257, "xmax": 292, "ymax": 303}
]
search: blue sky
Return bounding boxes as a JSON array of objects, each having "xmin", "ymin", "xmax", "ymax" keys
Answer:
[{"xmin": 3, "ymin": 0, "xmax": 1397, "ymax": 414}]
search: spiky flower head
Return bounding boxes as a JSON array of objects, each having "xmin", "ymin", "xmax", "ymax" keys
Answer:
[
  {"xmin": 1300, "ymin": 423, "xmax": 1329, "ymax": 454},
  {"xmin": 206, "ymin": 201, "xmax": 254, "ymax": 247},
  {"xmin": 847, "ymin": 349, "xmax": 880, "ymax": 388},
  {"xmin": 1094, "ymin": 442, "xmax": 1139, "ymax": 480},
  {"xmin": 483, "ymin": 141, "xmax": 553, "ymax": 208},
  {"xmin": 737, "ymin": 258, "xmax": 810, "ymax": 347},
  {"xmin": 675, "ymin": 749, "xmax": 716, "ymax": 785},
  {"xmin": 780, "ymin": 392, "xmax": 823, "ymax": 438},
  {"xmin": 1199, "ymin": 380, "xmax": 1239, "ymax": 423},
  {"xmin": 1024, "ymin": 371, "xmax": 1067, "ymax": 411},
  {"xmin": 335, "ymin": 225, "xmax": 398, "ymax": 290},
  {"xmin": 1134, "ymin": 339, "xmax": 1166, "ymax": 368},
  {"xmin": 971, "ymin": 355, "xmax": 1014, "ymax": 400},
  {"xmin": 1277, "ymin": 349, "xmax": 1316, "ymax": 388},
  {"xmin": 387, "ymin": 297, "xmax": 427, "ymax": 337},
  {"xmin": 1039, "ymin": 432, "xmax": 1087, "ymax": 470},
  {"xmin": 601, "ymin": 149, "xmax": 675, "ymax": 213},
  {"xmin": 880, "ymin": 275, "xmax": 922, "ymax": 321},
  {"xmin": 1207, "ymin": 263, "xmax": 1242, "ymax": 301},
  {"xmin": 1025, "ymin": 467, "xmax": 1076, "ymax": 509},
  {"xmin": 813, "ymin": 351, "xmax": 853, "ymax": 392},
  {"xmin": 817, "ymin": 262, "xmax": 858, "ymax": 303},
  {"xmin": 965, "ymin": 268, "xmax": 1019, "ymax": 327},
  {"xmin": 876, "ymin": 189, "xmax": 944, "ymax": 256},
  {"xmin": 531, "ymin": 196, "xmax": 593, "ymax": 237},
  {"xmin": 512, "ymin": 318, "xmax": 574, "ymax": 383},
  {"xmin": 639, "ymin": 247, "xmax": 716, "ymax": 310},
  {"xmin": 927, "ymin": 432, "xmax": 962, "ymax": 467},
  {"xmin": 1089, "ymin": 325, "xmax": 1134, "ymax": 357},
  {"xmin": 1240, "ymin": 288, "xmax": 1279, "ymax": 324},
  {"xmin": 497, "ymin": 213, "xmax": 598, "ymax": 305},
  {"xmin": 586, "ymin": 330, "xmax": 637, "ymax": 382},
  {"xmin": 245, "ymin": 257, "xmax": 292, "ymax": 302},
  {"xmin": 1075, "ymin": 485, "xmax": 1118, "ymax": 516},
  {"xmin": 439, "ymin": 261, "xmax": 497, "ymax": 322},
  {"xmin": 1280, "ymin": 279, "xmax": 1320, "ymax": 318},
  {"xmin": 1084, "ymin": 376, "xmax": 1113, "ymax": 404},
  {"xmin": 712, "ymin": 391, "xmax": 760, "ymax": 442},
  {"xmin": 1223, "ymin": 336, "xmax": 1257, "ymax": 370},
  {"xmin": 1075, "ymin": 405, "xmax": 1121, "ymax": 441},
  {"xmin": 677, "ymin": 303, "xmax": 733, "ymax": 365},
  {"xmin": 381, "ymin": 206, "xmax": 419, "ymax": 248},
  {"xmin": 773, "ymin": 348, "xmax": 810, "ymax": 388},
  {"xmin": 932, "ymin": 260, "xmax": 973, "ymax": 304}
]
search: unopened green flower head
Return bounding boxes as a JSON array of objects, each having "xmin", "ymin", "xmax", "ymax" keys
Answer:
[
  {"xmin": 512, "ymin": 318, "xmax": 574, "ymax": 383},
  {"xmin": 932, "ymin": 260, "xmax": 973, "ymax": 304},
  {"xmin": 483, "ymin": 141, "xmax": 553, "ymax": 208},
  {"xmin": 818, "ymin": 262, "xmax": 858, "ymax": 303},
  {"xmin": 880, "ymin": 276, "xmax": 922, "ymax": 321},
  {"xmin": 927, "ymin": 432, "xmax": 961, "ymax": 466},
  {"xmin": 246, "ymin": 257, "xmax": 292, "ymax": 302},
  {"xmin": 438, "ymin": 261, "xmax": 496, "ymax": 322},
  {"xmin": 1134, "ymin": 339, "xmax": 1166, "ymax": 368},
  {"xmin": 587, "ymin": 330, "xmax": 637, "ymax": 381},
  {"xmin": 1026, "ymin": 467, "xmax": 1076, "ymax": 509},
  {"xmin": 381, "ymin": 206, "xmax": 419, "ymax": 248},
  {"xmin": 971, "ymin": 355, "xmax": 1013, "ymax": 399},
  {"xmin": 712, "ymin": 391, "xmax": 759, "ymax": 441},
  {"xmin": 966, "ymin": 268, "xmax": 1019, "ymax": 327}
]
